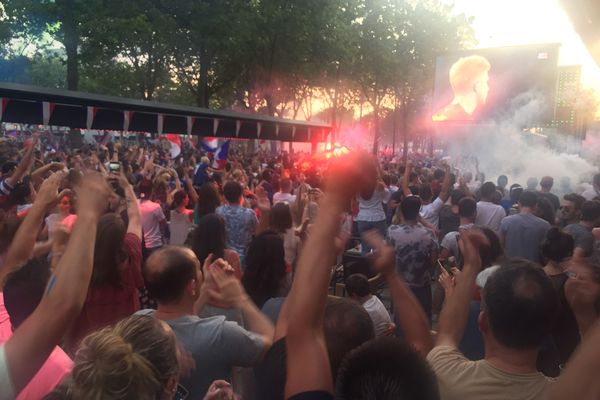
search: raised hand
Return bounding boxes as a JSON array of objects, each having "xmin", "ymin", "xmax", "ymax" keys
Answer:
[
  {"xmin": 457, "ymin": 229, "xmax": 484, "ymax": 276},
  {"xmin": 363, "ymin": 230, "xmax": 395, "ymax": 277},
  {"xmin": 36, "ymin": 172, "xmax": 68, "ymax": 209},
  {"xmin": 74, "ymin": 171, "xmax": 112, "ymax": 218},
  {"xmin": 438, "ymin": 266, "xmax": 455, "ymax": 296},
  {"xmin": 255, "ymin": 185, "xmax": 271, "ymax": 212},
  {"xmin": 207, "ymin": 264, "xmax": 249, "ymax": 309},
  {"xmin": 203, "ymin": 380, "xmax": 238, "ymax": 400}
]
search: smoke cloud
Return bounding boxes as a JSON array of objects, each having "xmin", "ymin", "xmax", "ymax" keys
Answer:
[{"xmin": 444, "ymin": 91, "xmax": 597, "ymax": 196}]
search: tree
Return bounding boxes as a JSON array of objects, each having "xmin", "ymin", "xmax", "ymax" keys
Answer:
[
  {"xmin": 80, "ymin": 0, "xmax": 173, "ymax": 100},
  {"xmin": 3, "ymin": 0, "xmax": 104, "ymax": 90},
  {"xmin": 348, "ymin": 0, "xmax": 398, "ymax": 154},
  {"xmin": 162, "ymin": 0, "xmax": 252, "ymax": 108}
]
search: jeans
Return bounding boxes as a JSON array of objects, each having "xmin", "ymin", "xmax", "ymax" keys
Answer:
[{"xmin": 356, "ymin": 219, "xmax": 387, "ymax": 255}]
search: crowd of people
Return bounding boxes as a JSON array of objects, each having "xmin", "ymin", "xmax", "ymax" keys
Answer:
[{"xmin": 0, "ymin": 131, "xmax": 599, "ymax": 400}]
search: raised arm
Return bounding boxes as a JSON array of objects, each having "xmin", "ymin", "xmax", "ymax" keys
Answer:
[
  {"xmin": 549, "ymin": 320, "xmax": 600, "ymax": 400},
  {"xmin": 213, "ymin": 265, "xmax": 274, "ymax": 356},
  {"xmin": 1, "ymin": 173, "xmax": 68, "ymax": 286},
  {"xmin": 183, "ymin": 167, "xmax": 199, "ymax": 205},
  {"xmin": 439, "ymin": 163, "xmax": 452, "ymax": 203},
  {"xmin": 3, "ymin": 172, "xmax": 110, "ymax": 394},
  {"xmin": 364, "ymin": 231, "xmax": 433, "ymax": 355},
  {"xmin": 402, "ymin": 160, "xmax": 413, "ymax": 198},
  {"xmin": 118, "ymin": 173, "xmax": 142, "ymax": 239},
  {"xmin": 30, "ymin": 162, "xmax": 65, "ymax": 185},
  {"xmin": 285, "ymin": 194, "xmax": 342, "ymax": 397},
  {"xmin": 436, "ymin": 230, "xmax": 483, "ymax": 347},
  {"xmin": 255, "ymin": 185, "xmax": 271, "ymax": 235},
  {"xmin": 284, "ymin": 153, "xmax": 365, "ymax": 398},
  {"xmin": 4, "ymin": 137, "xmax": 37, "ymax": 189}
]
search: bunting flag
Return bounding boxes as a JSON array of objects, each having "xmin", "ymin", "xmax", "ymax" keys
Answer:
[
  {"xmin": 123, "ymin": 111, "xmax": 134, "ymax": 131},
  {"xmin": 256, "ymin": 122, "xmax": 262, "ymax": 139},
  {"xmin": 0, "ymin": 98, "xmax": 8, "ymax": 122},
  {"xmin": 86, "ymin": 106, "xmax": 97, "ymax": 129},
  {"xmin": 166, "ymin": 134, "xmax": 181, "ymax": 159},
  {"xmin": 42, "ymin": 101, "xmax": 55, "ymax": 126},
  {"xmin": 235, "ymin": 120, "xmax": 242, "ymax": 138},
  {"xmin": 157, "ymin": 114, "xmax": 164, "ymax": 135},
  {"xmin": 186, "ymin": 116, "xmax": 195, "ymax": 136},
  {"xmin": 291, "ymin": 126, "xmax": 296, "ymax": 140},
  {"xmin": 213, "ymin": 119, "xmax": 220, "ymax": 135},
  {"xmin": 275, "ymin": 124, "xmax": 279, "ymax": 138}
]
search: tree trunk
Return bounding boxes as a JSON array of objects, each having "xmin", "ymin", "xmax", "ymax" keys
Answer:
[
  {"xmin": 197, "ymin": 50, "xmax": 210, "ymax": 108},
  {"xmin": 372, "ymin": 105, "xmax": 379, "ymax": 155},
  {"xmin": 402, "ymin": 103, "xmax": 409, "ymax": 165},
  {"xmin": 60, "ymin": 0, "xmax": 79, "ymax": 90},
  {"xmin": 392, "ymin": 99, "xmax": 398, "ymax": 156}
]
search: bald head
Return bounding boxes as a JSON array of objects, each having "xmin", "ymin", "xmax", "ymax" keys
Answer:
[{"xmin": 143, "ymin": 246, "xmax": 200, "ymax": 305}]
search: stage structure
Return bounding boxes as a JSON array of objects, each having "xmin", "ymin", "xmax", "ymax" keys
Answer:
[{"xmin": 0, "ymin": 83, "xmax": 331, "ymax": 143}]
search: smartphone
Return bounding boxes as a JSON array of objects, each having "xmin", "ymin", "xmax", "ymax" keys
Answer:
[
  {"xmin": 173, "ymin": 384, "xmax": 189, "ymax": 400},
  {"xmin": 108, "ymin": 161, "xmax": 121, "ymax": 173},
  {"xmin": 437, "ymin": 259, "xmax": 453, "ymax": 275}
]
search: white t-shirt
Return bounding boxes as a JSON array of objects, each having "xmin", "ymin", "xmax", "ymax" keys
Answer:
[
  {"xmin": 582, "ymin": 187, "xmax": 600, "ymax": 201},
  {"xmin": 45, "ymin": 213, "xmax": 77, "ymax": 237},
  {"xmin": 273, "ymin": 192, "xmax": 296, "ymax": 205},
  {"xmin": 362, "ymin": 296, "xmax": 393, "ymax": 337},
  {"xmin": 420, "ymin": 197, "xmax": 445, "ymax": 227},
  {"xmin": 475, "ymin": 201, "xmax": 506, "ymax": 233},
  {"xmin": 441, "ymin": 223, "xmax": 474, "ymax": 258},
  {"xmin": 356, "ymin": 190, "xmax": 390, "ymax": 222},
  {"xmin": 139, "ymin": 199, "xmax": 166, "ymax": 249},
  {"xmin": 169, "ymin": 209, "xmax": 194, "ymax": 246}
]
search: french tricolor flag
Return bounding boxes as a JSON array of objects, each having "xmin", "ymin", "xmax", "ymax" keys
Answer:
[
  {"xmin": 166, "ymin": 134, "xmax": 182, "ymax": 159},
  {"xmin": 200, "ymin": 137, "xmax": 219, "ymax": 152},
  {"xmin": 213, "ymin": 140, "xmax": 230, "ymax": 169}
]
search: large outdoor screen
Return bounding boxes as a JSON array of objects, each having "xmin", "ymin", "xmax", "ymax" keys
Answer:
[{"xmin": 431, "ymin": 44, "xmax": 559, "ymax": 124}]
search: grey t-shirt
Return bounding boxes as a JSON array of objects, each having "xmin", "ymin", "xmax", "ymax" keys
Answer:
[
  {"xmin": 564, "ymin": 223, "xmax": 594, "ymax": 256},
  {"xmin": 500, "ymin": 213, "xmax": 551, "ymax": 263},
  {"xmin": 136, "ymin": 310, "xmax": 264, "ymax": 399}
]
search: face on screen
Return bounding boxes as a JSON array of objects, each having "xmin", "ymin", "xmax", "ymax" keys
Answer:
[{"xmin": 474, "ymin": 71, "xmax": 490, "ymax": 105}]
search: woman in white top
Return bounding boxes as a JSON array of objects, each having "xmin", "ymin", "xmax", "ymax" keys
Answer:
[
  {"xmin": 269, "ymin": 202, "xmax": 301, "ymax": 268},
  {"xmin": 169, "ymin": 191, "xmax": 194, "ymax": 245},
  {"xmin": 355, "ymin": 175, "xmax": 390, "ymax": 255},
  {"xmin": 43, "ymin": 193, "xmax": 77, "ymax": 239}
]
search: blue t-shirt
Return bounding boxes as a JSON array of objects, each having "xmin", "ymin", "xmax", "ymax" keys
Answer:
[
  {"xmin": 216, "ymin": 204, "xmax": 258, "ymax": 259},
  {"xmin": 193, "ymin": 163, "xmax": 209, "ymax": 186},
  {"xmin": 500, "ymin": 212, "xmax": 550, "ymax": 263},
  {"xmin": 387, "ymin": 223, "xmax": 439, "ymax": 287},
  {"xmin": 136, "ymin": 310, "xmax": 264, "ymax": 399}
]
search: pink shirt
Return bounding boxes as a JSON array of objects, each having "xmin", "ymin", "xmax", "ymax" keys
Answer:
[{"xmin": 0, "ymin": 293, "xmax": 72, "ymax": 399}]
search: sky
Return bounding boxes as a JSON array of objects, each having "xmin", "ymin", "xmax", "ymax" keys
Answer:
[{"xmin": 445, "ymin": 0, "xmax": 600, "ymax": 92}]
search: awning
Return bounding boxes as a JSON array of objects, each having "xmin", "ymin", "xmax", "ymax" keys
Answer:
[{"xmin": 0, "ymin": 82, "xmax": 331, "ymax": 142}]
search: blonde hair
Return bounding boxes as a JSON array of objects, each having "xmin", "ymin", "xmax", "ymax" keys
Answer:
[
  {"xmin": 49, "ymin": 315, "xmax": 178, "ymax": 400},
  {"xmin": 449, "ymin": 55, "xmax": 491, "ymax": 94}
]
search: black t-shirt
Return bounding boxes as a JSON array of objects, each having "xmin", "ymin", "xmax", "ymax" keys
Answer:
[
  {"xmin": 288, "ymin": 391, "xmax": 334, "ymax": 400},
  {"xmin": 438, "ymin": 205, "xmax": 460, "ymax": 240},
  {"xmin": 539, "ymin": 191, "xmax": 560, "ymax": 214},
  {"xmin": 255, "ymin": 338, "xmax": 287, "ymax": 400}
]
